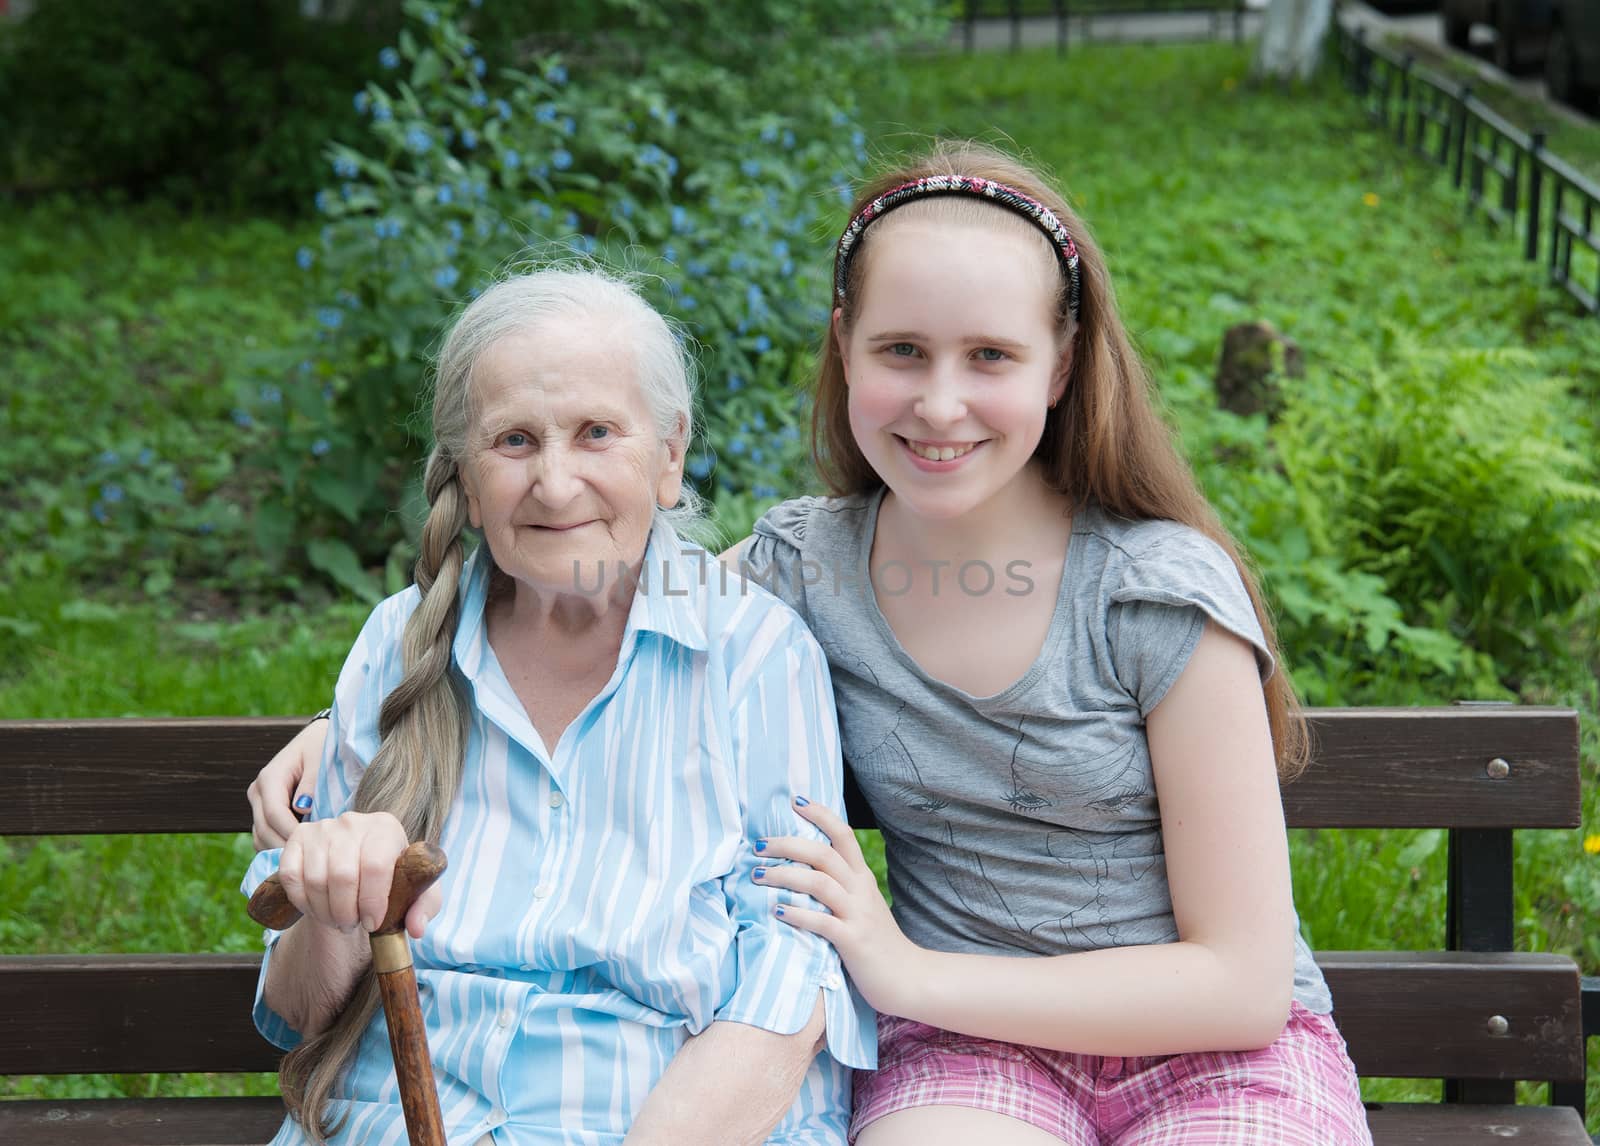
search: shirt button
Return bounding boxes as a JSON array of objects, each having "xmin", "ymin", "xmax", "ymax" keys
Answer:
[
  {"xmin": 497, "ymin": 1009, "xmax": 515, "ymax": 1028},
  {"xmin": 533, "ymin": 882, "xmax": 554, "ymax": 900},
  {"xmin": 548, "ymin": 791, "xmax": 565, "ymax": 809},
  {"xmin": 822, "ymin": 973, "xmax": 843, "ymax": 991},
  {"xmin": 519, "ymin": 963, "xmax": 535, "ymax": 972}
]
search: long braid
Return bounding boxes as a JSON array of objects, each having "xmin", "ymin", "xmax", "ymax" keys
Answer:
[{"xmin": 278, "ymin": 448, "xmax": 471, "ymax": 1142}]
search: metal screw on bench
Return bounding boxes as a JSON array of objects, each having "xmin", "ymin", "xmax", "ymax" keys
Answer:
[
  {"xmin": 1485, "ymin": 1014, "xmax": 1510, "ymax": 1037},
  {"xmin": 1485, "ymin": 757, "xmax": 1510, "ymax": 780},
  {"xmin": 247, "ymin": 842, "xmax": 450, "ymax": 1146}
]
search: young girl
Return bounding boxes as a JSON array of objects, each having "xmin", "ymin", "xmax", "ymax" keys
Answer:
[{"xmin": 252, "ymin": 140, "xmax": 1370, "ymax": 1144}]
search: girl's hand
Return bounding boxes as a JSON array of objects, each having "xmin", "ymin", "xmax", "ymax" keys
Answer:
[
  {"xmin": 276, "ymin": 810, "xmax": 440, "ymax": 940},
  {"xmin": 754, "ymin": 797, "xmax": 922, "ymax": 1015},
  {"xmin": 248, "ymin": 718, "xmax": 330, "ymax": 850}
]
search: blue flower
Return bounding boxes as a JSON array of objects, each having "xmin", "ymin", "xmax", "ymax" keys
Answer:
[
  {"xmin": 740, "ymin": 159, "xmax": 761, "ymax": 178},
  {"xmin": 446, "ymin": 220, "xmax": 463, "ymax": 241},
  {"xmin": 552, "ymin": 149, "xmax": 573, "ymax": 170},
  {"xmin": 686, "ymin": 259, "xmax": 709, "ymax": 277},
  {"xmin": 333, "ymin": 156, "xmax": 359, "ymax": 179},
  {"xmin": 781, "ymin": 259, "xmax": 793, "ymax": 276},
  {"xmin": 750, "ymin": 448, "xmax": 764, "ymax": 464},
  {"xmin": 461, "ymin": 128, "xmax": 478, "ymax": 150},
  {"xmin": 682, "ymin": 296, "xmax": 697, "ymax": 309},
  {"xmin": 172, "ymin": 477, "xmax": 186, "ymax": 493},
  {"xmin": 91, "ymin": 503, "xmax": 109, "ymax": 524},
  {"xmin": 379, "ymin": 47, "xmax": 400, "ymax": 69},
  {"xmin": 573, "ymin": 234, "xmax": 596, "ymax": 254},
  {"xmin": 832, "ymin": 109, "xmax": 849, "ymax": 126},
  {"xmin": 727, "ymin": 374, "xmax": 745, "ymax": 392},
  {"xmin": 772, "ymin": 240, "xmax": 788, "ymax": 259},
  {"xmin": 663, "ymin": 246, "xmax": 676, "ymax": 264},
  {"xmin": 781, "ymin": 129, "xmax": 795, "ymax": 150},
  {"xmin": 138, "ymin": 448, "xmax": 154, "ymax": 465},
  {"xmin": 746, "ymin": 283, "xmax": 765, "ymax": 312},
  {"xmin": 666, "ymin": 154, "xmax": 679, "ymax": 176},
  {"xmin": 406, "ymin": 126, "xmax": 432, "ymax": 153},
  {"xmin": 535, "ymin": 102, "xmax": 558, "ymax": 123},
  {"xmin": 495, "ymin": 99, "xmax": 511, "ymax": 121},
  {"xmin": 314, "ymin": 190, "xmax": 334, "ymax": 214},
  {"xmin": 232, "ymin": 409, "xmax": 255, "ymax": 427},
  {"xmin": 559, "ymin": 116, "xmax": 575, "ymax": 136},
  {"xmin": 852, "ymin": 130, "xmax": 866, "ymax": 148},
  {"xmin": 373, "ymin": 103, "xmax": 393, "ymax": 123},
  {"xmin": 437, "ymin": 185, "xmax": 454, "ymax": 205},
  {"xmin": 619, "ymin": 198, "xmax": 634, "ymax": 218},
  {"xmin": 473, "ymin": 57, "xmax": 486, "ymax": 77},
  {"xmin": 97, "ymin": 450, "xmax": 120, "ymax": 466},
  {"xmin": 504, "ymin": 149, "xmax": 521, "ymax": 168},
  {"xmin": 760, "ymin": 125, "xmax": 778, "ymax": 143},
  {"xmin": 422, "ymin": 8, "xmax": 438, "ymax": 25},
  {"xmin": 199, "ymin": 522, "xmax": 215, "ymax": 535},
  {"xmin": 729, "ymin": 438, "xmax": 747, "ymax": 456},
  {"xmin": 564, "ymin": 210, "xmax": 580, "ymax": 230},
  {"xmin": 754, "ymin": 483, "xmax": 778, "ymax": 499},
  {"xmin": 317, "ymin": 307, "xmax": 343, "ymax": 329},
  {"xmin": 665, "ymin": 109, "xmax": 678, "ymax": 127},
  {"xmin": 670, "ymin": 205, "xmax": 690, "ymax": 233},
  {"xmin": 531, "ymin": 201, "xmax": 553, "ymax": 220},
  {"xmin": 353, "ymin": 91, "xmax": 371, "ymax": 115},
  {"xmin": 687, "ymin": 455, "xmax": 713, "ymax": 480},
  {"xmin": 434, "ymin": 265, "xmax": 460, "ymax": 289},
  {"xmin": 259, "ymin": 385, "xmax": 282, "ymax": 404},
  {"xmin": 462, "ymin": 42, "xmax": 475, "ymax": 57},
  {"xmin": 754, "ymin": 335, "xmax": 772, "ymax": 353},
  {"xmin": 470, "ymin": 90, "xmax": 488, "ymax": 108},
  {"xmin": 311, "ymin": 439, "xmax": 331, "ymax": 457},
  {"xmin": 549, "ymin": 64, "xmax": 568, "ymax": 85},
  {"xmin": 475, "ymin": 218, "xmax": 492, "ymax": 239},
  {"xmin": 728, "ymin": 253, "xmax": 747, "ymax": 272},
  {"xmin": 754, "ymin": 412, "xmax": 767, "ymax": 431}
]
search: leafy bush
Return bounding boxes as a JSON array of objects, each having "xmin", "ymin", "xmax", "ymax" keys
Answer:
[
  {"xmin": 237, "ymin": 0, "xmax": 944, "ymax": 597},
  {"xmin": 0, "ymin": 0, "xmax": 398, "ymax": 210}
]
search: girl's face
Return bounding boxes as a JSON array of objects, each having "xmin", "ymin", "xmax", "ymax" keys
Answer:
[
  {"xmin": 461, "ymin": 324, "xmax": 684, "ymax": 600},
  {"xmin": 836, "ymin": 217, "xmax": 1068, "ymax": 524}
]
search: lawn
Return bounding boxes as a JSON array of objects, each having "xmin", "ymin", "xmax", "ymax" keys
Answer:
[{"xmin": 2, "ymin": 38, "xmax": 1596, "ymax": 1123}]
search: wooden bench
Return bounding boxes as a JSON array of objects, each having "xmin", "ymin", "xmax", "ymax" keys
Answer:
[
  {"xmin": 960, "ymin": 0, "xmax": 1250, "ymax": 54},
  {"xmin": 0, "ymin": 706, "xmax": 1593, "ymax": 1144}
]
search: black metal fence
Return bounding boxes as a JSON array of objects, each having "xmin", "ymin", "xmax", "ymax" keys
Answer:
[
  {"xmin": 1337, "ymin": 22, "xmax": 1600, "ymax": 316},
  {"xmin": 960, "ymin": 0, "xmax": 1247, "ymax": 55}
]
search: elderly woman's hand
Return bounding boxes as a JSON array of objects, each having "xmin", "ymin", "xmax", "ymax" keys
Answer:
[
  {"xmin": 248, "ymin": 718, "xmax": 329, "ymax": 850},
  {"xmin": 276, "ymin": 811, "xmax": 441, "ymax": 939}
]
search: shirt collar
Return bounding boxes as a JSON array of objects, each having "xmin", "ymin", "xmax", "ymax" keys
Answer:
[{"xmin": 451, "ymin": 519, "xmax": 710, "ymax": 680}]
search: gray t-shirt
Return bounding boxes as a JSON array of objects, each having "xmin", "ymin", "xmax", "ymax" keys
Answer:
[{"xmin": 746, "ymin": 491, "xmax": 1332, "ymax": 1014}]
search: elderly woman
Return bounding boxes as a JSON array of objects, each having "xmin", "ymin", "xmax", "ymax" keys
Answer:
[{"xmin": 242, "ymin": 268, "xmax": 872, "ymax": 1146}]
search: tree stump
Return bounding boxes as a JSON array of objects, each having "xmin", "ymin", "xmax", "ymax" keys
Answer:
[{"xmin": 1214, "ymin": 320, "xmax": 1303, "ymax": 421}]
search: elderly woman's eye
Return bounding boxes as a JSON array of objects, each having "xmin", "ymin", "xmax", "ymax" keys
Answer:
[
  {"xmin": 503, "ymin": 432, "xmax": 529, "ymax": 448},
  {"xmin": 585, "ymin": 424, "xmax": 611, "ymax": 441}
]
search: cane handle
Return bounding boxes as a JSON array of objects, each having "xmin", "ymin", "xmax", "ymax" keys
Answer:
[{"xmin": 247, "ymin": 841, "xmax": 449, "ymax": 934}]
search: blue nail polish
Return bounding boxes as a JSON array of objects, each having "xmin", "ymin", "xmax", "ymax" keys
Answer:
[
  {"xmin": 294, "ymin": 794, "xmax": 313, "ymax": 811},
  {"xmin": 775, "ymin": 906, "xmax": 785, "ymax": 917},
  {"xmin": 754, "ymin": 840, "xmax": 767, "ymax": 853},
  {"xmin": 754, "ymin": 867, "xmax": 766, "ymax": 880},
  {"xmin": 794, "ymin": 795, "xmax": 810, "ymax": 808}
]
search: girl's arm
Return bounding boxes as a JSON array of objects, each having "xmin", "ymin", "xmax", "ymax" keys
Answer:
[
  {"xmin": 248, "ymin": 718, "xmax": 330, "ymax": 849},
  {"xmin": 760, "ymin": 622, "xmax": 1296, "ymax": 1056},
  {"xmin": 624, "ymin": 1000, "xmax": 826, "ymax": 1146}
]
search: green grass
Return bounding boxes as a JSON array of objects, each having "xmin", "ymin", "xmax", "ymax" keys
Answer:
[{"xmin": 2, "ymin": 38, "xmax": 1597, "ymax": 1127}]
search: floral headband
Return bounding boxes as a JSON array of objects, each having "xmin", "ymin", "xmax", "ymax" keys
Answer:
[{"xmin": 833, "ymin": 174, "xmax": 1083, "ymax": 323}]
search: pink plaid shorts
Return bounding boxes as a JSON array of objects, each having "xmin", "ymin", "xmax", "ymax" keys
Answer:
[{"xmin": 850, "ymin": 1002, "xmax": 1372, "ymax": 1145}]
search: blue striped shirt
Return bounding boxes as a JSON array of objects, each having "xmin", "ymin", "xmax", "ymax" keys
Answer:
[{"xmin": 242, "ymin": 525, "xmax": 875, "ymax": 1145}]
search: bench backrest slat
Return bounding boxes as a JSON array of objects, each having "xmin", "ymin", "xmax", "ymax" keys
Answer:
[
  {"xmin": 0, "ymin": 708, "xmax": 1580, "ymax": 836},
  {"xmin": 4, "ymin": 951, "xmax": 1583, "ymax": 1083}
]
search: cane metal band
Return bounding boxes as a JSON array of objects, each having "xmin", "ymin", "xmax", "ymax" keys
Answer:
[{"xmin": 834, "ymin": 175, "xmax": 1082, "ymax": 322}]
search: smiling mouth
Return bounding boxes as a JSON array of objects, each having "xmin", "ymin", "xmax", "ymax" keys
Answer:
[
  {"xmin": 900, "ymin": 437, "xmax": 980, "ymax": 462},
  {"xmin": 529, "ymin": 521, "xmax": 593, "ymax": 532}
]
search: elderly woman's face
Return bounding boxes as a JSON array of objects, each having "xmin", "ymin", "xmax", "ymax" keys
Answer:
[{"xmin": 461, "ymin": 322, "xmax": 684, "ymax": 598}]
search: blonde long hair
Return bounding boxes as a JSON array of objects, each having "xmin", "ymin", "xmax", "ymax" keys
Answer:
[
  {"xmin": 814, "ymin": 140, "xmax": 1308, "ymax": 778},
  {"xmin": 279, "ymin": 267, "xmax": 700, "ymax": 1141}
]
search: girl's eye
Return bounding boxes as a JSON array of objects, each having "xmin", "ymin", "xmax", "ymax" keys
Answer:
[
  {"xmin": 887, "ymin": 343, "xmax": 918, "ymax": 358},
  {"xmin": 975, "ymin": 347, "xmax": 1008, "ymax": 363}
]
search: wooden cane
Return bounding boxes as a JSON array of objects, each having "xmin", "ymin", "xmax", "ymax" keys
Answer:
[{"xmin": 248, "ymin": 841, "xmax": 450, "ymax": 1146}]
